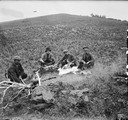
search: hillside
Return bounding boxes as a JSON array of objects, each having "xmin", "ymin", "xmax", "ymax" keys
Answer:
[
  {"xmin": 0, "ymin": 14, "xmax": 127, "ymax": 71},
  {"xmin": 0, "ymin": 14, "xmax": 128, "ymax": 119},
  {"xmin": 0, "ymin": 14, "xmax": 127, "ymax": 76}
]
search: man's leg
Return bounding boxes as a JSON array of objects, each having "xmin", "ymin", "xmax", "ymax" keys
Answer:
[
  {"xmin": 61, "ymin": 61, "xmax": 67, "ymax": 68},
  {"xmin": 87, "ymin": 61, "xmax": 94, "ymax": 69},
  {"xmin": 15, "ymin": 78, "xmax": 22, "ymax": 83},
  {"xmin": 78, "ymin": 61, "xmax": 84, "ymax": 70},
  {"xmin": 21, "ymin": 73, "xmax": 27, "ymax": 79},
  {"xmin": 47, "ymin": 60, "xmax": 55, "ymax": 66},
  {"xmin": 70, "ymin": 62, "xmax": 77, "ymax": 68}
]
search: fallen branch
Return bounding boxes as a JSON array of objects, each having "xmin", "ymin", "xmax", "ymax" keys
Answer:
[
  {"xmin": 35, "ymin": 70, "xmax": 41, "ymax": 86},
  {"xmin": 42, "ymin": 76, "xmax": 57, "ymax": 82},
  {"xmin": 0, "ymin": 81, "xmax": 31, "ymax": 88},
  {"xmin": 0, "ymin": 80, "xmax": 32, "ymax": 114},
  {"xmin": 2, "ymin": 88, "xmax": 25, "ymax": 110}
]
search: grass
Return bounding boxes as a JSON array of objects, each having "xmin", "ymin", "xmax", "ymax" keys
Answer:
[
  {"xmin": 1, "ymin": 114, "xmax": 107, "ymax": 120},
  {"xmin": 0, "ymin": 14, "xmax": 127, "ymax": 119}
]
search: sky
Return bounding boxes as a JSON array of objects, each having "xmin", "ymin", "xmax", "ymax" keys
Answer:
[{"xmin": 0, "ymin": 1, "xmax": 128, "ymax": 22}]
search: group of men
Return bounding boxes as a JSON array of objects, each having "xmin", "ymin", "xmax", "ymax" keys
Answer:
[
  {"xmin": 7, "ymin": 47, "xmax": 94, "ymax": 83},
  {"xmin": 39, "ymin": 46, "xmax": 94, "ymax": 69}
]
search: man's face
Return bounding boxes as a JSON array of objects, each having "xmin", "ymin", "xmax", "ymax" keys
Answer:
[
  {"xmin": 46, "ymin": 50, "xmax": 50, "ymax": 53},
  {"xmin": 83, "ymin": 48, "xmax": 89, "ymax": 52},
  {"xmin": 14, "ymin": 59, "xmax": 20, "ymax": 64},
  {"xmin": 64, "ymin": 52, "xmax": 68, "ymax": 55}
]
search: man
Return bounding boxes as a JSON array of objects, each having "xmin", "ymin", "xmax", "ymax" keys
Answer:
[
  {"xmin": 57, "ymin": 49, "xmax": 77, "ymax": 68},
  {"xmin": 78, "ymin": 47, "xmax": 94, "ymax": 70},
  {"xmin": 40, "ymin": 47, "xmax": 55, "ymax": 67},
  {"xmin": 8, "ymin": 56, "xmax": 27, "ymax": 83}
]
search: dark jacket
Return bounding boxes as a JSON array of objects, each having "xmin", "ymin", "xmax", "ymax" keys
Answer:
[
  {"xmin": 41, "ymin": 52, "xmax": 54, "ymax": 63},
  {"xmin": 8, "ymin": 62, "xmax": 27, "ymax": 83},
  {"xmin": 58, "ymin": 53, "xmax": 76, "ymax": 67},
  {"xmin": 78, "ymin": 52, "xmax": 94, "ymax": 69},
  {"xmin": 81, "ymin": 52, "xmax": 94, "ymax": 63}
]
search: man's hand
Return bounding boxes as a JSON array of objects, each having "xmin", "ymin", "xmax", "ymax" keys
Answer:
[
  {"xmin": 81, "ymin": 60, "xmax": 86, "ymax": 64},
  {"xmin": 56, "ymin": 63, "xmax": 60, "ymax": 68},
  {"xmin": 39, "ymin": 58, "xmax": 44, "ymax": 63},
  {"xmin": 87, "ymin": 60, "xmax": 94, "ymax": 64}
]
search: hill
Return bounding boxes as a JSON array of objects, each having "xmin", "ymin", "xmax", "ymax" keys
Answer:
[
  {"xmin": 0, "ymin": 14, "xmax": 128, "ymax": 120},
  {"xmin": 0, "ymin": 13, "xmax": 127, "ymax": 80}
]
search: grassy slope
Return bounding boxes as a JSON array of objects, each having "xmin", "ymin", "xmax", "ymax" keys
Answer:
[
  {"xmin": 0, "ymin": 14, "xmax": 128, "ymax": 119},
  {"xmin": 0, "ymin": 14, "xmax": 127, "ymax": 81}
]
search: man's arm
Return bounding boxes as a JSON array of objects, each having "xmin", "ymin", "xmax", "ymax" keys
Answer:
[
  {"xmin": 49, "ymin": 52, "xmax": 55, "ymax": 61},
  {"xmin": 41, "ymin": 53, "xmax": 47, "ymax": 62},
  {"xmin": 81, "ymin": 60, "xmax": 86, "ymax": 64},
  {"xmin": 80, "ymin": 54, "xmax": 86, "ymax": 64},
  {"xmin": 69, "ymin": 55, "xmax": 76, "ymax": 63},
  {"xmin": 19, "ymin": 63, "xmax": 24, "ymax": 73},
  {"xmin": 87, "ymin": 53, "xmax": 94, "ymax": 64},
  {"xmin": 57, "ymin": 56, "xmax": 65, "ymax": 67},
  {"xmin": 8, "ymin": 68, "xmax": 22, "ymax": 83}
]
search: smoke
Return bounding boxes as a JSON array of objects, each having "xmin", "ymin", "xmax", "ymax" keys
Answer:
[
  {"xmin": 91, "ymin": 56, "xmax": 125, "ymax": 80},
  {"xmin": 41, "ymin": 55, "xmax": 125, "ymax": 89}
]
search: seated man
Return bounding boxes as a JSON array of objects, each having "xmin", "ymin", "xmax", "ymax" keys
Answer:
[
  {"xmin": 8, "ymin": 56, "xmax": 27, "ymax": 83},
  {"xmin": 39, "ymin": 47, "xmax": 55, "ymax": 67},
  {"xmin": 78, "ymin": 47, "xmax": 94, "ymax": 70},
  {"xmin": 57, "ymin": 49, "xmax": 77, "ymax": 68}
]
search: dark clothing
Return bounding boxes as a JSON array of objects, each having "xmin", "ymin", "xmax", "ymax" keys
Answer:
[
  {"xmin": 8, "ymin": 62, "xmax": 27, "ymax": 83},
  {"xmin": 40, "ymin": 60, "xmax": 55, "ymax": 67},
  {"xmin": 41, "ymin": 52, "xmax": 55, "ymax": 66},
  {"xmin": 58, "ymin": 53, "xmax": 77, "ymax": 68},
  {"xmin": 42, "ymin": 52, "xmax": 54, "ymax": 62},
  {"xmin": 78, "ymin": 52, "xmax": 94, "ymax": 70},
  {"xmin": 78, "ymin": 61, "xmax": 94, "ymax": 70},
  {"xmin": 81, "ymin": 52, "xmax": 93, "ymax": 63}
]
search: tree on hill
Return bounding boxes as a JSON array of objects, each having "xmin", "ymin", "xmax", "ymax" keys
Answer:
[{"xmin": 91, "ymin": 13, "xmax": 106, "ymax": 19}]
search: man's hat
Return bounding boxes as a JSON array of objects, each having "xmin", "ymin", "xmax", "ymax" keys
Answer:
[
  {"xmin": 13, "ymin": 56, "xmax": 21, "ymax": 61},
  {"xmin": 83, "ymin": 46, "xmax": 89, "ymax": 50},
  {"xmin": 63, "ymin": 49, "xmax": 68, "ymax": 53},
  {"xmin": 45, "ymin": 47, "xmax": 51, "ymax": 52}
]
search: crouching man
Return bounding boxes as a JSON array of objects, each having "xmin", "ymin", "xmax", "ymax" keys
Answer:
[
  {"xmin": 78, "ymin": 47, "xmax": 94, "ymax": 70},
  {"xmin": 57, "ymin": 49, "xmax": 77, "ymax": 68},
  {"xmin": 39, "ymin": 47, "xmax": 55, "ymax": 67},
  {"xmin": 7, "ymin": 56, "xmax": 27, "ymax": 83}
]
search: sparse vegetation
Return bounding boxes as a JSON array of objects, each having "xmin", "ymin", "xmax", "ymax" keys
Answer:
[{"xmin": 0, "ymin": 14, "xmax": 128, "ymax": 120}]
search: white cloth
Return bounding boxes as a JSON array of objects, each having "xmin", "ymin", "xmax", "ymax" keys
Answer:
[{"xmin": 58, "ymin": 66, "xmax": 79, "ymax": 76}]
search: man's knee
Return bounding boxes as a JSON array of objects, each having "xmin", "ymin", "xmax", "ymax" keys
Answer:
[
  {"xmin": 70, "ymin": 62, "xmax": 77, "ymax": 67},
  {"xmin": 61, "ymin": 62, "xmax": 67, "ymax": 68},
  {"xmin": 39, "ymin": 61, "xmax": 45, "ymax": 66},
  {"xmin": 50, "ymin": 60, "xmax": 55, "ymax": 65},
  {"xmin": 87, "ymin": 62, "xmax": 94, "ymax": 68},
  {"xmin": 78, "ymin": 61, "xmax": 84, "ymax": 69},
  {"xmin": 21, "ymin": 73, "xmax": 27, "ymax": 79}
]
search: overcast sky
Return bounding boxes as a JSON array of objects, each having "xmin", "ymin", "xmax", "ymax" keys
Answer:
[{"xmin": 0, "ymin": 1, "xmax": 128, "ymax": 22}]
